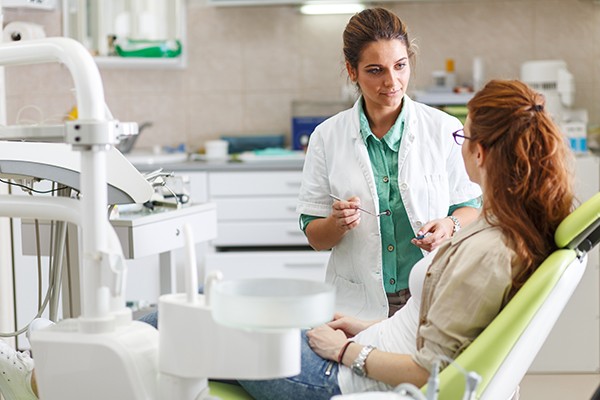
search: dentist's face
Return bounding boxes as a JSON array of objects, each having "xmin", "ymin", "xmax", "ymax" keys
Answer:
[{"xmin": 346, "ymin": 39, "xmax": 410, "ymax": 113}]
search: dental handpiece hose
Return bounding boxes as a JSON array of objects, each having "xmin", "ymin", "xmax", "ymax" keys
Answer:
[
  {"xmin": 462, "ymin": 372, "xmax": 482, "ymax": 400},
  {"xmin": 425, "ymin": 360, "xmax": 440, "ymax": 400}
]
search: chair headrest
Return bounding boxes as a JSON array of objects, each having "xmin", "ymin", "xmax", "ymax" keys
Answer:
[{"xmin": 555, "ymin": 192, "xmax": 600, "ymax": 253}]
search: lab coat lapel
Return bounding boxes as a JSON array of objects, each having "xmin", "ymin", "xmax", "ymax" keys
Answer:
[
  {"xmin": 397, "ymin": 97, "xmax": 416, "ymax": 173},
  {"xmin": 352, "ymin": 129, "xmax": 379, "ymax": 214}
]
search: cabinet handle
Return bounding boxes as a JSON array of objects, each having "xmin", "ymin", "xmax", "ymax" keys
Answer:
[
  {"xmin": 284, "ymin": 263, "xmax": 324, "ymax": 268},
  {"xmin": 285, "ymin": 181, "xmax": 302, "ymax": 187}
]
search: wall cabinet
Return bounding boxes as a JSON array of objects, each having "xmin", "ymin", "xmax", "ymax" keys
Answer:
[{"xmin": 62, "ymin": 0, "xmax": 186, "ymax": 69}]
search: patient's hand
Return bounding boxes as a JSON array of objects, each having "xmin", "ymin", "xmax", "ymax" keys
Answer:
[
  {"xmin": 327, "ymin": 313, "xmax": 379, "ymax": 338},
  {"xmin": 306, "ymin": 324, "xmax": 348, "ymax": 361}
]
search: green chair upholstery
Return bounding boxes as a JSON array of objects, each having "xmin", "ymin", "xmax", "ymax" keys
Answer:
[
  {"xmin": 430, "ymin": 192, "xmax": 600, "ymax": 400},
  {"xmin": 208, "ymin": 381, "xmax": 254, "ymax": 399}
]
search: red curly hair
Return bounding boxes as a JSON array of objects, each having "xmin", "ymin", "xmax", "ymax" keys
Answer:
[{"xmin": 467, "ymin": 79, "xmax": 574, "ymax": 289}]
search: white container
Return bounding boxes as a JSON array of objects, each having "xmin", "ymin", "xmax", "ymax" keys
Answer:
[{"xmin": 204, "ymin": 140, "xmax": 229, "ymax": 160}]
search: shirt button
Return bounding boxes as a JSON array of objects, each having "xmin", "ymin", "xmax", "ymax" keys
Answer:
[
  {"xmin": 400, "ymin": 183, "xmax": 408, "ymax": 191},
  {"xmin": 387, "ymin": 245, "xmax": 394, "ymax": 252},
  {"xmin": 383, "ymin": 176, "xmax": 389, "ymax": 183},
  {"xmin": 415, "ymin": 221, "xmax": 423, "ymax": 227},
  {"xmin": 389, "ymin": 278, "xmax": 396, "ymax": 285}
]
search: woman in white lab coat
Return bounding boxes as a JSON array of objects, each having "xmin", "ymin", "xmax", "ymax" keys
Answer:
[{"xmin": 297, "ymin": 7, "xmax": 481, "ymax": 319}]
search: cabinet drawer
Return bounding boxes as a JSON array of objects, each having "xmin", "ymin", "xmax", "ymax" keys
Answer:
[
  {"xmin": 214, "ymin": 196, "xmax": 298, "ymax": 221},
  {"xmin": 205, "ymin": 250, "xmax": 330, "ymax": 282},
  {"xmin": 208, "ymin": 171, "xmax": 302, "ymax": 197},
  {"xmin": 213, "ymin": 221, "xmax": 307, "ymax": 246}
]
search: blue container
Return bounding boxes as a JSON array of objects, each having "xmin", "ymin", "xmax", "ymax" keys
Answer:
[
  {"xmin": 292, "ymin": 116, "xmax": 328, "ymax": 150},
  {"xmin": 220, "ymin": 135, "xmax": 285, "ymax": 154}
]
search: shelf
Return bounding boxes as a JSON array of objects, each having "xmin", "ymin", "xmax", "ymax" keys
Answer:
[
  {"xmin": 412, "ymin": 90, "xmax": 474, "ymax": 106},
  {"xmin": 93, "ymin": 55, "xmax": 186, "ymax": 70}
]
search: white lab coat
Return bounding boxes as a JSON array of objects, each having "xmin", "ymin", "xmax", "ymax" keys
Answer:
[{"xmin": 297, "ymin": 96, "xmax": 482, "ymax": 320}]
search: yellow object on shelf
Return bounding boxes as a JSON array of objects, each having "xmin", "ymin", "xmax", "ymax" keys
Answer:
[{"xmin": 66, "ymin": 106, "xmax": 78, "ymax": 121}]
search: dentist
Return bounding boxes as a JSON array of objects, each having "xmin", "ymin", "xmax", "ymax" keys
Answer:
[{"xmin": 297, "ymin": 8, "xmax": 481, "ymax": 319}]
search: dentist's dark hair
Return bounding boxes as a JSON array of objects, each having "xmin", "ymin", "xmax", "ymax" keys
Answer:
[
  {"xmin": 343, "ymin": 7, "xmax": 416, "ymax": 71},
  {"xmin": 467, "ymin": 79, "xmax": 574, "ymax": 290}
]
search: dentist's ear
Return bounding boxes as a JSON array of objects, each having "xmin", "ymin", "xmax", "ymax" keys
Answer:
[{"xmin": 346, "ymin": 61, "xmax": 357, "ymax": 82}]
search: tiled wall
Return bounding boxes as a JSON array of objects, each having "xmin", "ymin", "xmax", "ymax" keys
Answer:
[{"xmin": 3, "ymin": 0, "xmax": 599, "ymax": 150}]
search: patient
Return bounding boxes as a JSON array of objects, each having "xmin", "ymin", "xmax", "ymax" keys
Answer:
[{"xmin": 0, "ymin": 79, "xmax": 575, "ymax": 400}]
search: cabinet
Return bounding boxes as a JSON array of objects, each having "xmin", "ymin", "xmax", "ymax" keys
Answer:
[
  {"xmin": 124, "ymin": 165, "xmax": 330, "ymax": 305},
  {"xmin": 208, "ymin": 171, "xmax": 307, "ymax": 247},
  {"xmin": 62, "ymin": 0, "xmax": 186, "ymax": 69},
  {"xmin": 204, "ymin": 169, "xmax": 329, "ymax": 281}
]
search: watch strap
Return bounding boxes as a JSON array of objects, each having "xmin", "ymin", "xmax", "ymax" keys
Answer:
[
  {"xmin": 448, "ymin": 215, "xmax": 461, "ymax": 234},
  {"xmin": 351, "ymin": 345, "xmax": 376, "ymax": 377}
]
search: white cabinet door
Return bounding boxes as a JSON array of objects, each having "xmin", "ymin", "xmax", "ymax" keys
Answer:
[
  {"xmin": 208, "ymin": 171, "xmax": 302, "ymax": 197},
  {"xmin": 205, "ymin": 250, "xmax": 330, "ymax": 282},
  {"xmin": 530, "ymin": 154, "xmax": 600, "ymax": 373},
  {"xmin": 213, "ymin": 197, "xmax": 298, "ymax": 221}
]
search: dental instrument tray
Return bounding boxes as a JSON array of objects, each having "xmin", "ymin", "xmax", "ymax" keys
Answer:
[{"xmin": 211, "ymin": 278, "xmax": 335, "ymax": 330}]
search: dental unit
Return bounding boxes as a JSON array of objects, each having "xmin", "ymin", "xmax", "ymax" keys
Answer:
[{"xmin": 0, "ymin": 37, "xmax": 335, "ymax": 400}]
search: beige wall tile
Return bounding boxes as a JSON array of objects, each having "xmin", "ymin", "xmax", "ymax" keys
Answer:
[
  {"xmin": 3, "ymin": 0, "xmax": 600, "ymax": 144},
  {"xmin": 186, "ymin": 92, "xmax": 244, "ymax": 148}
]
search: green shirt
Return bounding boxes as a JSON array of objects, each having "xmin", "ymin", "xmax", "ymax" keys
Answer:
[{"xmin": 300, "ymin": 98, "xmax": 480, "ymax": 292}]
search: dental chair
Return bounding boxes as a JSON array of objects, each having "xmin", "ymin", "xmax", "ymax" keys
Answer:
[
  {"xmin": 205, "ymin": 192, "xmax": 600, "ymax": 400},
  {"xmin": 428, "ymin": 191, "xmax": 599, "ymax": 400}
]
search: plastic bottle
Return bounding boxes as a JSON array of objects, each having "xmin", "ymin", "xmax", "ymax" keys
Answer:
[{"xmin": 445, "ymin": 58, "xmax": 456, "ymax": 91}]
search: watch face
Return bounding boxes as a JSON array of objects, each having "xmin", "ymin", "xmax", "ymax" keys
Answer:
[{"xmin": 351, "ymin": 363, "xmax": 366, "ymax": 377}]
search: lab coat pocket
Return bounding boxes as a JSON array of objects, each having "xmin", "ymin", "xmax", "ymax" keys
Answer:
[
  {"xmin": 332, "ymin": 274, "xmax": 367, "ymax": 316},
  {"xmin": 424, "ymin": 173, "xmax": 450, "ymax": 219}
]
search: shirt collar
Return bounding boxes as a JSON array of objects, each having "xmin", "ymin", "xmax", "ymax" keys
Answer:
[{"xmin": 358, "ymin": 96, "xmax": 407, "ymax": 152}]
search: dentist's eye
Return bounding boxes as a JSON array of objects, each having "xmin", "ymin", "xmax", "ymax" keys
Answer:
[{"xmin": 367, "ymin": 68, "xmax": 382, "ymax": 75}]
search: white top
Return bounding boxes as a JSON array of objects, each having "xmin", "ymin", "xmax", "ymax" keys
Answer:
[
  {"xmin": 337, "ymin": 249, "xmax": 436, "ymax": 393},
  {"xmin": 297, "ymin": 96, "xmax": 482, "ymax": 319}
]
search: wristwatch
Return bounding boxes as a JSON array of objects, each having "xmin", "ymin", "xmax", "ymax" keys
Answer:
[
  {"xmin": 351, "ymin": 345, "xmax": 376, "ymax": 377},
  {"xmin": 447, "ymin": 215, "xmax": 461, "ymax": 235}
]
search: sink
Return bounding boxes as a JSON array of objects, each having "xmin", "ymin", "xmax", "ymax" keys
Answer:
[
  {"xmin": 211, "ymin": 278, "xmax": 335, "ymax": 329},
  {"xmin": 125, "ymin": 150, "xmax": 188, "ymax": 165}
]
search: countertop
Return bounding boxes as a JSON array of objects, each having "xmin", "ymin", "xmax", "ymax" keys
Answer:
[{"xmin": 131, "ymin": 158, "xmax": 305, "ymax": 172}]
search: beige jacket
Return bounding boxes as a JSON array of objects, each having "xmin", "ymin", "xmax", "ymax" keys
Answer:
[{"xmin": 413, "ymin": 217, "xmax": 518, "ymax": 372}]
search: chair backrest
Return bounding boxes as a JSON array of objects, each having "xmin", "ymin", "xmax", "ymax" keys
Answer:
[{"xmin": 433, "ymin": 192, "xmax": 600, "ymax": 400}]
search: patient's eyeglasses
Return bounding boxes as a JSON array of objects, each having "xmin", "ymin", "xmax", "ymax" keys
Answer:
[{"xmin": 452, "ymin": 128, "xmax": 472, "ymax": 146}]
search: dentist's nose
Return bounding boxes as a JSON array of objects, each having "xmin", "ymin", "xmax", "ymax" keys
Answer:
[{"xmin": 383, "ymin": 69, "xmax": 395, "ymax": 87}]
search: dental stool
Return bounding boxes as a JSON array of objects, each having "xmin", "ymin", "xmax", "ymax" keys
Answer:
[{"xmin": 427, "ymin": 192, "xmax": 600, "ymax": 399}]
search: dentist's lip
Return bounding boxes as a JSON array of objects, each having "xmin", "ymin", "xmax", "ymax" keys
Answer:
[{"xmin": 382, "ymin": 89, "xmax": 401, "ymax": 96}]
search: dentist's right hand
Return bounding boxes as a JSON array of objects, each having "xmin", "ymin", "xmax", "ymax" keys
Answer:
[
  {"xmin": 330, "ymin": 195, "xmax": 362, "ymax": 231},
  {"xmin": 304, "ymin": 196, "xmax": 362, "ymax": 251}
]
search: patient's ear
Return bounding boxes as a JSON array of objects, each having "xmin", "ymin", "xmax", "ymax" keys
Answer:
[{"xmin": 476, "ymin": 143, "xmax": 486, "ymax": 167}]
